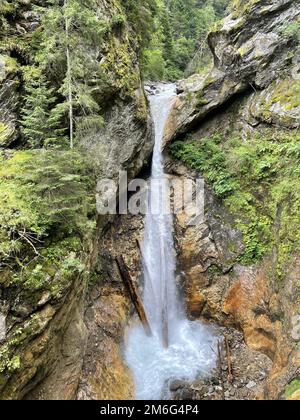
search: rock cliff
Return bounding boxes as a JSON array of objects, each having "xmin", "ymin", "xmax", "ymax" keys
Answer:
[
  {"xmin": 166, "ymin": 0, "xmax": 300, "ymax": 400},
  {"xmin": 0, "ymin": 0, "xmax": 152, "ymax": 400},
  {"xmin": 165, "ymin": 0, "xmax": 299, "ymax": 140}
]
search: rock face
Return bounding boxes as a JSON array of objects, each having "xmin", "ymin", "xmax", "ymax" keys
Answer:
[
  {"xmin": 79, "ymin": 0, "xmax": 154, "ymax": 179},
  {"xmin": 165, "ymin": 0, "xmax": 299, "ymax": 141},
  {"xmin": 173, "ymin": 179, "xmax": 300, "ymax": 399},
  {"xmin": 0, "ymin": 57, "xmax": 20, "ymax": 147},
  {"xmin": 166, "ymin": 0, "xmax": 300, "ymax": 401},
  {"xmin": 77, "ymin": 214, "xmax": 144, "ymax": 400}
]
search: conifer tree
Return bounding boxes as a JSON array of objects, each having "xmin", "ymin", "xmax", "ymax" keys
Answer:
[
  {"xmin": 21, "ymin": 71, "xmax": 66, "ymax": 148},
  {"xmin": 37, "ymin": 0, "xmax": 106, "ymax": 149}
]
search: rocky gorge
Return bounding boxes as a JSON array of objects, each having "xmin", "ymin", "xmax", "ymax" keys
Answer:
[{"xmin": 0, "ymin": 0, "xmax": 299, "ymax": 401}]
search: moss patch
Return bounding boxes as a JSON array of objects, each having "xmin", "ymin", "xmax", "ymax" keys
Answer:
[
  {"xmin": 285, "ymin": 379, "xmax": 300, "ymax": 399},
  {"xmin": 0, "ymin": 122, "xmax": 12, "ymax": 146},
  {"xmin": 266, "ymin": 80, "xmax": 300, "ymax": 112},
  {"xmin": 230, "ymin": 0, "xmax": 262, "ymax": 18},
  {"xmin": 0, "ymin": 54, "xmax": 18, "ymax": 82}
]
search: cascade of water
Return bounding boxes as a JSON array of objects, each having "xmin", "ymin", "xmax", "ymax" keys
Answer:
[
  {"xmin": 125, "ymin": 84, "xmax": 218, "ymax": 401},
  {"xmin": 142, "ymin": 84, "xmax": 181, "ymax": 347}
]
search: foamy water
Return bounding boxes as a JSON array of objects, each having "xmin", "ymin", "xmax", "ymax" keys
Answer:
[{"xmin": 126, "ymin": 320, "xmax": 218, "ymax": 400}]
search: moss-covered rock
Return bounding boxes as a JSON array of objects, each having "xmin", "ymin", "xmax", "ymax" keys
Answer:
[
  {"xmin": 0, "ymin": 0, "xmax": 153, "ymax": 400},
  {"xmin": 0, "ymin": 148, "xmax": 97, "ymax": 399},
  {"xmin": 0, "ymin": 54, "xmax": 20, "ymax": 147},
  {"xmin": 285, "ymin": 379, "xmax": 300, "ymax": 400},
  {"xmin": 247, "ymin": 79, "xmax": 300, "ymax": 128}
]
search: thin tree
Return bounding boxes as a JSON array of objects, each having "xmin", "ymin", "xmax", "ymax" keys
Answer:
[{"xmin": 64, "ymin": 0, "xmax": 74, "ymax": 149}]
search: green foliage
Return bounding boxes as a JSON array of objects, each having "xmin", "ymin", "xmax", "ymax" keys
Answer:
[
  {"xmin": 20, "ymin": 68, "xmax": 67, "ymax": 148},
  {"xmin": 123, "ymin": 0, "xmax": 159, "ymax": 51},
  {"xmin": 33, "ymin": 0, "xmax": 107, "ymax": 145},
  {"xmin": 230, "ymin": 0, "xmax": 261, "ymax": 17},
  {"xmin": 0, "ymin": 149, "xmax": 95, "ymax": 265},
  {"xmin": 171, "ymin": 135, "xmax": 237, "ymax": 198},
  {"xmin": 280, "ymin": 21, "xmax": 300, "ymax": 43},
  {"xmin": 171, "ymin": 131, "xmax": 300, "ymax": 271},
  {"xmin": 143, "ymin": 49, "xmax": 166, "ymax": 80},
  {"xmin": 0, "ymin": 0, "xmax": 18, "ymax": 24},
  {"xmin": 0, "ymin": 122, "xmax": 11, "ymax": 146},
  {"xmin": 12, "ymin": 238, "xmax": 86, "ymax": 292},
  {"xmin": 142, "ymin": 0, "xmax": 230, "ymax": 80},
  {"xmin": 285, "ymin": 379, "xmax": 300, "ymax": 399}
]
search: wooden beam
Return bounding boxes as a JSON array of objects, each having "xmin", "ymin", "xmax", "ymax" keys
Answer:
[
  {"xmin": 115, "ymin": 256, "xmax": 152, "ymax": 337},
  {"xmin": 224, "ymin": 334, "xmax": 233, "ymax": 384},
  {"xmin": 217, "ymin": 340, "xmax": 225, "ymax": 401}
]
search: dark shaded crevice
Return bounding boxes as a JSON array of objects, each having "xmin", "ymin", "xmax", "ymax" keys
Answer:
[{"xmin": 171, "ymin": 85, "xmax": 257, "ymax": 143}]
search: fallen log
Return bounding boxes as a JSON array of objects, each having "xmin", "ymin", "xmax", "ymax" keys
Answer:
[
  {"xmin": 224, "ymin": 334, "xmax": 233, "ymax": 384},
  {"xmin": 217, "ymin": 340, "xmax": 225, "ymax": 401},
  {"xmin": 115, "ymin": 256, "xmax": 152, "ymax": 337}
]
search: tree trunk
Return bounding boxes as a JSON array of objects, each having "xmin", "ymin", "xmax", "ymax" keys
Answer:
[
  {"xmin": 64, "ymin": 0, "xmax": 74, "ymax": 149},
  {"xmin": 115, "ymin": 256, "xmax": 152, "ymax": 337}
]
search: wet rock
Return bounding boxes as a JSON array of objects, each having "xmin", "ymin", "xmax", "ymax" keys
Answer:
[
  {"xmin": 0, "ymin": 65, "xmax": 20, "ymax": 147},
  {"xmin": 0, "ymin": 312, "xmax": 6, "ymax": 341},
  {"xmin": 169, "ymin": 380, "xmax": 187, "ymax": 392},
  {"xmin": 246, "ymin": 381, "xmax": 257, "ymax": 390},
  {"xmin": 180, "ymin": 388, "xmax": 195, "ymax": 400}
]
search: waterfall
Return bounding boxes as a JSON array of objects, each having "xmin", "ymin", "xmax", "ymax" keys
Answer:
[
  {"xmin": 125, "ymin": 84, "xmax": 218, "ymax": 401},
  {"xmin": 143, "ymin": 84, "xmax": 181, "ymax": 347}
]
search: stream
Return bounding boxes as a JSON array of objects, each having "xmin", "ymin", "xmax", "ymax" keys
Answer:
[{"xmin": 125, "ymin": 84, "xmax": 218, "ymax": 400}]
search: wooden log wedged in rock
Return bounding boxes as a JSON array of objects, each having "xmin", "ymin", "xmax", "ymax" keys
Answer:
[
  {"xmin": 224, "ymin": 334, "xmax": 233, "ymax": 384},
  {"xmin": 115, "ymin": 256, "xmax": 152, "ymax": 337},
  {"xmin": 217, "ymin": 340, "xmax": 225, "ymax": 401}
]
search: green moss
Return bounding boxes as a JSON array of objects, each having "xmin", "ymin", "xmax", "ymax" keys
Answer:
[
  {"xmin": 267, "ymin": 80, "xmax": 300, "ymax": 111},
  {"xmin": 230, "ymin": 0, "xmax": 262, "ymax": 18},
  {"xmin": 171, "ymin": 134, "xmax": 238, "ymax": 199},
  {"xmin": 0, "ymin": 122, "xmax": 11, "ymax": 145},
  {"xmin": 0, "ymin": 54, "xmax": 18, "ymax": 86},
  {"xmin": 238, "ymin": 45, "xmax": 249, "ymax": 57},
  {"xmin": 280, "ymin": 20, "xmax": 300, "ymax": 43},
  {"xmin": 204, "ymin": 74, "xmax": 217, "ymax": 88},
  {"xmin": 101, "ymin": 37, "xmax": 140, "ymax": 99},
  {"xmin": 285, "ymin": 379, "xmax": 300, "ymax": 399},
  {"xmin": 195, "ymin": 94, "xmax": 209, "ymax": 109}
]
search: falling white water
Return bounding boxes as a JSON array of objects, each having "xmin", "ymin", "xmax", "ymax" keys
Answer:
[{"xmin": 125, "ymin": 84, "xmax": 218, "ymax": 400}]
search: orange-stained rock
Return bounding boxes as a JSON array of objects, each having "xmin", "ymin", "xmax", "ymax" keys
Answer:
[{"xmin": 173, "ymin": 163, "xmax": 300, "ymax": 400}]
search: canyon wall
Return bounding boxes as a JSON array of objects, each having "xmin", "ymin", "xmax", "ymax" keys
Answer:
[{"xmin": 166, "ymin": 0, "xmax": 300, "ymax": 400}]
